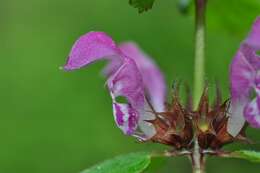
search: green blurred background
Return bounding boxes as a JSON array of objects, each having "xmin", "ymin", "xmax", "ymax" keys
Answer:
[{"xmin": 1, "ymin": 0, "xmax": 260, "ymax": 172}]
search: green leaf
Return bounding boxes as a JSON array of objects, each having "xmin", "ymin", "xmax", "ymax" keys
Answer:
[
  {"xmin": 129, "ymin": 0, "xmax": 155, "ymax": 13},
  {"xmin": 229, "ymin": 150, "xmax": 260, "ymax": 163},
  {"xmin": 81, "ymin": 152, "xmax": 152, "ymax": 173},
  {"xmin": 143, "ymin": 156, "xmax": 167, "ymax": 173}
]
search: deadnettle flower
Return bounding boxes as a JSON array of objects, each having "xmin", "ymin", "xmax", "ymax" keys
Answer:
[
  {"xmin": 228, "ymin": 17, "xmax": 260, "ymax": 136},
  {"xmin": 64, "ymin": 32, "xmax": 166, "ymax": 140},
  {"xmin": 64, "ymin": 17, "xmax": 259, "ymax": 150},
  {"xmin": 63, "ymin": 31, "xmax": 232, "ymax": 150}
]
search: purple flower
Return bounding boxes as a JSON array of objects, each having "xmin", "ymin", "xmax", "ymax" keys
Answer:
[
  {"xmin": 64, "ymin": 32, "xmax": 166, "ymax": 139},
  {"xmin": 228, "ymin": 17, "xmax": 260, "ymax": 136}
]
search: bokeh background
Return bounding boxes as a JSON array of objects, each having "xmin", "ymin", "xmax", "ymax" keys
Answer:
[{"xmin": 1, "ymin": 0, "xmax": 260, "ymax": 172}]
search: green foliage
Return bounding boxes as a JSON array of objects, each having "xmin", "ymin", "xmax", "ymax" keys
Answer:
[
  {"xmin": 230, "ymin": 150, "xmax": 260, "ymax": 163},
  {"xmin": 81, "ymin": 152, "xmax": 152, "ymax": 173},
  {"xmin": 174, "ymin": 0, "xmax": 260, "ymax": 34},
  {"xmin": 129, "ymin": 0, "xmax": 155, "ymax": 13},
  {"xmin": 208, "ymin": 0, "xmax": 260, "ymax": 34},
  {"xmin": 143, "ymin": 156, "xmax": 167, "ymax": 173}
]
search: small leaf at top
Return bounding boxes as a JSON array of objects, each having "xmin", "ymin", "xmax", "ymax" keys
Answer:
[
  {"xmin": 229, "ymin": 150, "xmax": 260, "ymax": 163},
  {"xmin": 129, "ymin": 0, "xmax": 155, "ymax": 13},
  {"xmin": 81, "ymin": 152, "xmax": 152, "ymax": 173}
]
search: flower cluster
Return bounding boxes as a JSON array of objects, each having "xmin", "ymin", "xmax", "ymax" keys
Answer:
[{"xmin": 64, "ymin": 17, "xmax": 260, "ymax": 149}]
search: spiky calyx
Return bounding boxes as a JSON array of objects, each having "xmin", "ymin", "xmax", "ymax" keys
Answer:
[{"xmin": 147, "ymin": 84, "xmax": 249, "ymax": 150}]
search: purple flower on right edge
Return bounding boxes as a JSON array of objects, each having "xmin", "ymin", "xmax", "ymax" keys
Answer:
[{"xmin": 228, "ymin": 17, "xmax": 260, "ymax": 137}]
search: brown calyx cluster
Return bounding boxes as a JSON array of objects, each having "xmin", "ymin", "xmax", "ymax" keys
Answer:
[{"xmin": 147, "ymin": 85, "xmax": 248, "ymax": 150}]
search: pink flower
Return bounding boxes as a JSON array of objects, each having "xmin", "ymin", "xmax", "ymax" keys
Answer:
[
  {"xmin": 228, "ymin": 17, "xmax": 260, "ymax": 136},
  {"xmin": 64, "ymin": 17, "xmax": 260, "ymax": 141},
  {"xmin": 64, "ymin": 32, "xmax": 166, "ymax": 139}
]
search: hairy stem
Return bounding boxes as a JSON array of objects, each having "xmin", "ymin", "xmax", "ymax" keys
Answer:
[{"xmin": 193, "ymin": 0, "xmax": 207, "ymax": 108}]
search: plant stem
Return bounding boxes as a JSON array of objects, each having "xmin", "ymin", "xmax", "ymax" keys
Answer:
[
  {"xmin": 192, "ymin": 1, "xmax": 208, "ymax": 171},
  {"xmin": 193, "ymin": 0, "xmax": 207, "ymax": 109},
  {"xmin": 191, "ymin": 138, "xmax": 205, "ymax": 173}
]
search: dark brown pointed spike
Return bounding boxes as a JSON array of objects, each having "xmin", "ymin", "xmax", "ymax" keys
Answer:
[
  {"xmin": 219, "ymin": 99, "xmax": 230, "ymax": 117},
  {"xmin": 231, "ymin": 121, "xmax": 249, "ymax": 145},
  {"xmin": 171, "ymin": 80, "xmax": 185, "ymax": 125},
  {"xmin": 171, "ymin": 80, "xmax": 184, "ymax": 111},
  {"xmin": 172, "ymin": 95, "xmax": 186, "ymax": 131},
  {"xmin": 146, "ymin": 117, "xmax": 169, "ymax": 132},
  {"xmin": 211, "ymin": 99, "xmax": 230, "ymax": 128},
  {"xmin": 143, "ymin": 96, "xmax": 173, "ymax": 129},
  {"xmin": 171, "ymin": 80, "xmax": 181, "ymax": 102},
  {"xmin": 155, "ymin": 112, "xmax": 175, "ymax": 123},
  {"xmin": 144, "ymin": 95, "xmax": 156, "ymax": 113},
  {"xmin": 235, "ymin": 135, "xmax": 253, "ymax": 144},
  {"xmin": 197, "ymin": 84, "xmax": 209, "ymax": 115},
  {"xmin": 238, "ymin": 122, "xmax": 248, "ymax": 137}
]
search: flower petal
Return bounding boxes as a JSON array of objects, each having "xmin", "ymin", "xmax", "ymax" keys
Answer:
[
  {"xmin": 112, "ymin": 103, "xmax": 139, "ymax": 135},
  {"xmin": 108, "ymin": 58, "xmax": 144, "ymax": 109},
  {"xmin": 230, "ymin": 50, "xmax": 255, "ymax": 102},
  {"xmin": 228, "ymin": 17, "xmax": 260, "ymax": 136},
  {"xmin": 64, "ymin": 32, "xmax": 121, "ymax": 70},
  {"xmin": 225, "ymin": 47, "xmax": 255, "ymax": 137},
  {"xmin": 119, "ymin": 42, "xmax": 166, "ymax": 112},
  {"xmin": 244, "ymin": 96, "xmax": 260, "ymax": 128},
  {"xmin": 137, "ymin": 102, "xmax": 157, "ymax": 139},
  {"xmin": 64, "ymin": 32, "xmax": 157, "ymax": 138},
  {"xmin": 245, "ymin": 17, "xmax": 260, "ymax": 50},
  {"xmin": 227, "ymin": 100, "xmax": 247, "ymax": 137},
  {"xmin": 108, "ymin": 58, "xmax": 157, "ymax": 137}
]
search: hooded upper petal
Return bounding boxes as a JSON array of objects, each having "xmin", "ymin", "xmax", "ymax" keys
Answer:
[
  {"xmin": 64, "ymin": 32, "xmax": 122, "ymax": 70},
  {"xmin": 119, "ymin": 42, "xmax": 166, "ymax": 112},
  {"xmin": 246, "ymin": 17, "xmax": 260, "ymax": 49},
  {"xmin": 102, "ymin": 42, "xmax": 167, "ymax": 112},
  {"xmin": 64, "ymin": 31, "xmax": 158, "ymax": 138},
  {"xmin": 228, "ymin": 17, "xmax": 260, "ymax": 136}
]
